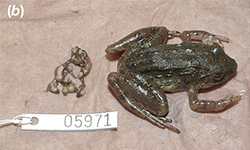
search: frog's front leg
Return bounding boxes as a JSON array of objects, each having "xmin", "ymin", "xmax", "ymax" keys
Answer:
[
  {"xmin": 188, "ymin": 88, "xmax": 241, "ymax": 112},
  {"xmin": 108, "ymin": 72, "xmax": 180, "ymax": 134},
  {"xmin": 180, "ymin": 30, "xmax": 229, "ymax": 49}
]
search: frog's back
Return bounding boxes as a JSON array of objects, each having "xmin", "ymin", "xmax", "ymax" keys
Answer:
[
  {"xmin": 118, "ymin": 42, "xmax": 236, "ymax": 92},
  {"xmin": 119, "ymin": 42, "xmax": 221, "ymax": 74}
]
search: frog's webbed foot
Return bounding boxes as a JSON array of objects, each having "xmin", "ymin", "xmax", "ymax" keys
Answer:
[
  {"xmin": 180, "ymin": 30, "xmax": 229, "ymax": 49},
  {"xmin": 188, "ymin": 88, "xmax": 241, "ymax": 112},
  {"xmin": 142, "ymin": 110, "xmax": 180, "ymax": 134},
  {"xmin": 107, "ymin": 72, "xmax": 180, "ymax": 134}
]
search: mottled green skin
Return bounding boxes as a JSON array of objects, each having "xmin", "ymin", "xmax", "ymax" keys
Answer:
[{"xmin": 119, "ymin": 42, "xmax": 237, "ymax": 92}]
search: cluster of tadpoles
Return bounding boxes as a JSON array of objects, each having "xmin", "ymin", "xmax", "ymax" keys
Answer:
[{"xmin": 46, "ymin": 46, "xmax": 92, "ymax": 97}]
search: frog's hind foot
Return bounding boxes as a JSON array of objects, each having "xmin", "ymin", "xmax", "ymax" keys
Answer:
[
  {"xmin": 143, "ymin": 110, "xmax": 180, "ymax": 134},
  {"xmin": 105, "ymin": 26, "xmax": 170, "ymax": 54}
]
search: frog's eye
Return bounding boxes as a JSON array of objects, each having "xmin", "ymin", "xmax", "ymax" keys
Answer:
[{"xmin": 214, "ymin": 73, "xmax": 224, "ymax": 81}]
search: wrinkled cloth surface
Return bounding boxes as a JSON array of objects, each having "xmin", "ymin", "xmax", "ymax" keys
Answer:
[{"xmin": 0, "ymin": 0, "xmax": 249, "ymax": 149}]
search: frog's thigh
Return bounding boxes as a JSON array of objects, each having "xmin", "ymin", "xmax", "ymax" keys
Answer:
[
  {"xmin": 107, "ymin": 72, "xmax": 168, "ymax": 117},
  {"xmin": 188, "ymin": 88, "xmax": 241, "ymax": 112}
]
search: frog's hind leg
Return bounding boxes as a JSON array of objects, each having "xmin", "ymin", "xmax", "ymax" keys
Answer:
[
  {"xmin": 105, "ymin": 26, "xmax": 169, "ymax": 54},
  {"xmin": 188, "ymin": 88, "xmax": 241, "ymax": 112},
  {"xmin": 108, "ymin": 72, "xmax": 180, "ymax": 134}
]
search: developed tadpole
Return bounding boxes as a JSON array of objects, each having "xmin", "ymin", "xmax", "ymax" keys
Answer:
[{"xmin": 46, "ymin": 46, "xmax": 92, "ymax": 97}]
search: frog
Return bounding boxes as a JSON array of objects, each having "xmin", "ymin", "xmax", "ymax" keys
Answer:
[{"xmin": 105, "ymin": 26, "xmax": 240, "ymax": 134}]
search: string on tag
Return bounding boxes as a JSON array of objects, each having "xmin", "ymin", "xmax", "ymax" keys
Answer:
[{"xmin": 0, "ymin": 115, "xmax": 32, "ymax": 128}]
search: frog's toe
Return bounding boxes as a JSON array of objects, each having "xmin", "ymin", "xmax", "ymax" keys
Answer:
[
  {"xmin": 163, "ymin": 123, "xmax": 181, "ymax": 134},
  {"xmin": 155, "ymin": 117, "xmax": 181, "ymax": 134},
  {"xmin": 214, "ymin": 35, "xmax": 230, "ymax": 43},
  {"xmin": 158, "ymin": 117, "xmax": 172, "ymax": 123}
]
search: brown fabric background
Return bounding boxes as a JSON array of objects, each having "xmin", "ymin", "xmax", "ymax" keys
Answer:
[{"xmin": 0, "ymin": 0, "xmax": 249, "ymax": 149}]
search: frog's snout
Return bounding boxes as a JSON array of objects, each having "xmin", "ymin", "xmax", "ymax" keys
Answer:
[{"xmin": 224, "ymin": 58, "xmax": 237, "ymax": 80}]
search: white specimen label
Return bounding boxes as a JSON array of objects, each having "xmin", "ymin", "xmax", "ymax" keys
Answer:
[{"xmin": 21, "ymin": 111, "xmax": 117, "ymax": 131}]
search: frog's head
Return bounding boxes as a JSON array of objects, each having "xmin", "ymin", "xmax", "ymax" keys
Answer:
[{"xmin": 211, "ymin": 46, "xmax": 237, "ymax": 86}]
